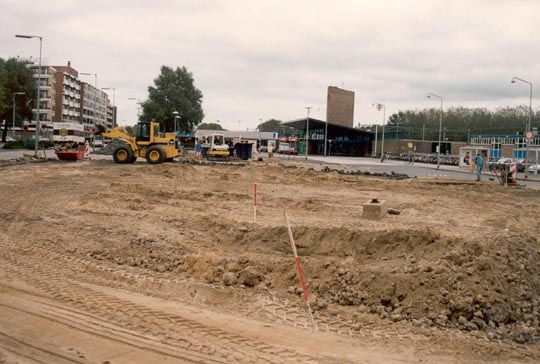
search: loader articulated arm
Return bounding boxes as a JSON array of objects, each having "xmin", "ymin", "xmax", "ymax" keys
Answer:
[{"xmin": 102, "ymin": 127, "xmax": 135, "ymax": 143}]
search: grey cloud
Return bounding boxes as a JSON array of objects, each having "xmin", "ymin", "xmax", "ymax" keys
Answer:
[{"xmin": 1, "ymin": 0, "xmax": 539, "ymax": 129}]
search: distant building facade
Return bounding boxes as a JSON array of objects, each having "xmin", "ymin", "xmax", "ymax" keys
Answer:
[
  {"xmin": 106, "ymin": 104, "xmax": 116, "ymax": 129},
  {"xmin": 53, "ymin": 62, "xmax": 82, "ymax": 125},
  {"xmin": 471, "ymin": 132, "xmax": 540, "ymax": 159},
  {"xmin": 27, "ymin": 63, "xmax": 57, "ymax": 123},
  {"xmin": 326, "ymin": 86, "xmax": 354, "ymax": 127},
  {"xmin": 81, "ymin": 83, "xmax": 109, "ymax": 133},
  {"xmin": 20, "ymin": 60, "xmax": 115, "ymax": 139}
]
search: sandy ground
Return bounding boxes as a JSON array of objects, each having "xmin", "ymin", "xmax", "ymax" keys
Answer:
[{"xmin": 1, "ymin": 156, "xmax": 539, "ymax": 364}]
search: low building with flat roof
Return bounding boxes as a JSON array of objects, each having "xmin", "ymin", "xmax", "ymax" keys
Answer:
[{"xmin": 283, "ymin": 117, "xmax": 373, "ymax": 156}]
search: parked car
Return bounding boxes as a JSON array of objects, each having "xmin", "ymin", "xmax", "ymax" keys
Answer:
[
  {"xmin": 527, "ymin": 164, "xmax": 540, "ymax": 174},
  {"xmin": 496, "ymin": 158, "xmax": 513, "ymax": 164},
  {"xmin": 495, "ymin": 158, "xmax": 529, "ymax": 172},
  {"xmin": 515, "ymin": 159, "xmax": 527, "ymax": 172}
]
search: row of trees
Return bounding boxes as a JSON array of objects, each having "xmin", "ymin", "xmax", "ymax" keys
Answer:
[
  {"xmin": 248, "ymin": 107, "xmax": 539, "ymax": 142},
  {"xmin": 0, "ymin": 58, "xmax": 36, "ymax": 142},
  {"xmin": 360, "ymin": 106, "xmax": 539, "ymax": 142}
]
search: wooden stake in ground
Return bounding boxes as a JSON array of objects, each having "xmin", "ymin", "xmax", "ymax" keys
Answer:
[
  {"xmin": 253, "ymin": 183, "xmax": 257, "ymax": 223},
  {"xmin": 284, "ymin": 211, "xmax": 316, "ymax": 332}
]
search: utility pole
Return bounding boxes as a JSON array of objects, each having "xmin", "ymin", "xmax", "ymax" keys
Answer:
[
  {"xmin": 372, "ymin": 102, "xmax": 386, "ymax": 162},
  {"xmin": 305, "ymin": 107, "xmax": 312, "ymax": 160},
  {"xmin": 16, "ymin": 34, "xmax": 42, "ymax": 155}
]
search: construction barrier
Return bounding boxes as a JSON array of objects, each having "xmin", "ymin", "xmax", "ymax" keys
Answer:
[
  {"xmin": 510, "ymin": 162, "xmax": 517, "ymax": 185},
  {"xmin": 84, "ymin": 140, "xmax": 90, "ymax": 159},
  {"xmin": 253, "ymin": 183, "xmax": 257, "ymax": 223}
]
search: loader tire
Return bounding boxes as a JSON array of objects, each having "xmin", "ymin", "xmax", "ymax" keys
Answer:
[
  {"xmin": 146, "ymin": 146, "xmax": 165, "ymax": 164},
  {"xmin": 113, "ymin": 145, "xmax": 134, "ymax": 164},
  {"xmin": 129, "ymin": 155, "xmax": 137, "ymax": 164}
]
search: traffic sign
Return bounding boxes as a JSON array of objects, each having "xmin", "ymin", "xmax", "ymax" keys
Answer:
[{"xmin": 525, "ymin": 131, "xmax": 534, "ymax": 141}]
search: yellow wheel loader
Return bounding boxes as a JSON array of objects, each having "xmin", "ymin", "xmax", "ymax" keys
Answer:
[{"xmin": 101, "ymin": 121, "xmax": 180, "ymax": 164}]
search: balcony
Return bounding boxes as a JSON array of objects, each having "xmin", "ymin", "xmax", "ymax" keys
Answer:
[
  {"xmin": 32, "ymin": 108, "xmax": 52, "ymax": 114},
  {"xmin": 33, "ymin": 73, "xmax": 52, "ymax": 79}
]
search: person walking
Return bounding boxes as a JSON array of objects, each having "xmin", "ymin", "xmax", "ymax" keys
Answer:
[{"xmin": 474, "ymin": 153, "xmax": 484, "ymax": 181}]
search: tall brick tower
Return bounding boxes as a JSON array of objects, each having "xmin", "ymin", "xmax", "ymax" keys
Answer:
[{"xmin": 326, "ymin": 86, "xmax": 354, "ymax": 127}]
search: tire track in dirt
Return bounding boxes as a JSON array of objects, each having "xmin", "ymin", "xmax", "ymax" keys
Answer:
[
  {"xmin": 0, "ymin": 242, "xmax": 324, "ymax": 364},
  {"xmin": 18, "ymin": 234, "xmax": 371, "ymax": 341},
  {"xmin": 9, "ymin": 227, "xmax": 431, "ymax": 347},
  {"xmin": 0, "ymin": 330, "xmax": 86, "ymax": 364},
  {"xmin": 0, "ymin": 301, "xmax": 228, "ymax": 364}
]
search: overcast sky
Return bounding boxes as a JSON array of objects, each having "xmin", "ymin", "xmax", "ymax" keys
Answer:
[{"xmin": 1, "ymin": 0, "xmax": 539, "ymax": 129}]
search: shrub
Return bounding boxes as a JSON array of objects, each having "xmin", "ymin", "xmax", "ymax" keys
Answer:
[{"xmin": 2, "ymin": 140, "xmax": 26, "ymax": 149}]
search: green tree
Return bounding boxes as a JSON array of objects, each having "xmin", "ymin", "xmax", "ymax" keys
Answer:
[
  {"xmin": 197, "ymin": 122, "xmax": 225, "ymax": 130},
  {"xmin": 256, "ymin": 118, "xmax": 295, "ymax": 135},
  {"xmin": 0, "ymin": 58, "xmax": 36, "ymax": 142},
  {"xmin": 123, "ymin": 124, "xmax": 138, "ymax": 136},
  {"xmin": 141, "ymin": 66, "xmax": 204, "ymax": 133},
  {"xmin": 385, "ymin": 106, "xmax": 539, "ymax": 142},
  {"xmin": 257, "ymin": 119, "xmax": 281, "ymax": 132}
]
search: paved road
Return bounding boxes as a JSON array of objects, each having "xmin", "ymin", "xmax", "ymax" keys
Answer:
[
  {"xmin": 2, "ymin": 146, "xmax": 539, "ymax": 187},
  {"xmin": 307, "ymin": 155, "xmax": 540, "ymax": 186},
  {"xmin": 0, "ymin": 146, "xmax": 110, "ymax": 161}
]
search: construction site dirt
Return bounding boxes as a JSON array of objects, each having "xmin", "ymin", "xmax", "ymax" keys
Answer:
[{"xmin": 1, "ymin": 157, "xmax": 539, "ymax": 364}]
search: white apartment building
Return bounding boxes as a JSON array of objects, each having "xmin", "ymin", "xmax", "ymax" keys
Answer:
[
  {"xmin": 82, "ymin": 83, "xmax": 109, "ymax": 132},
  {"xmin": 22, "ymin": 60, "xmax": 114, "ymax": 138},
  {"xmin": 27, "ymin": 63, "xmax": 56, "ymax": 124}
]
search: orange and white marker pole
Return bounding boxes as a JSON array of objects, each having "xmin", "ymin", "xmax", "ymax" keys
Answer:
[
  {"xmin": 84, "ymin": 140, "xmax": 90, "ymax": 160},
  {"xmin": 284, "ymin": 211, "xmax": 316, "ymax": 332},
  {"xmin": 510, "ymin": 162, "xmax": 517, "ymax": 185},
  {"xmin": 253, "ymin": 183, "xmax": 257, "ymax": 223}
]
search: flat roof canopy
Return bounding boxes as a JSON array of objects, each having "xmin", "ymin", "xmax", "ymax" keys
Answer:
[{"xmin": 283, "ymin": 117, "xmax": 373, "ymax": 140}]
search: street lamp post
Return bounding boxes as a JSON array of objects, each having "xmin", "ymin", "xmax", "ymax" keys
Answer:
[
  {"xmin": 15, "ymin": 34, "xmax": 42, "ymax": 155},
  {"xmin": 372, "ymin": 102, "xmax": 386, "ymax": 162},
  {"xmin": 324, "ymin": 119, "xmax": 328, "ymax": 156},
  {"xmin": 128, "ymin": 98, "xmax": 142, "ymax": 120},
  {"xmin": 12, "ymin": 92, "xmax": 25, "ymax": 139},
  {"xmin": 80, "ymin": 72, "xmax": 98, "ymax": 89},
  {"xmin": 305, "ymin": 107, "xmax": 312, "ymax": 160},
  {"xmin": 511, "ymin": 76, "xmax": 533, "ymax": 175},
  {"xmin": 317, "ymin": 108, "xmax": 328, "ymax": 156},
  {"xmin": 427, "ymin": 93, "xmax": 443, "ymax": 169},
  {"xmin": 101, "ymin": 87, "xmax": 115, "ymax": 127},
  {"xmin": 373, "ymin": 125, "xmax": 378, "ymax": 156},
  {"xmin": 173, "ymin": 110, "xmax": 179, "ymax": 133}
]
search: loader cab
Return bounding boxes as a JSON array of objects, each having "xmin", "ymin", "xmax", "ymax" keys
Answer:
[
  {"xmin": 211, "ymin": 134, "xmax": 225, "ymax": 147},
  {"xmin": 136, "ymin": 122, "xmax": 151, "ymax": 143}
]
